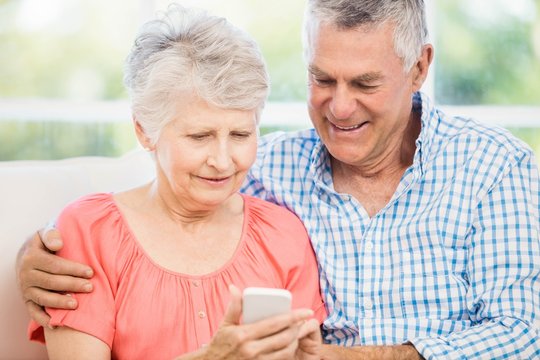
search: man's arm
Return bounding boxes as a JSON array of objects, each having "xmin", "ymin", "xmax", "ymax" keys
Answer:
[
  {"xmin": 410, "ymin": 150, "xmax": 540, "ymax": 358},
  {"xmin": 16, "ymin": 229, "xmax": 94, "ymax": 327},
  {"xmin": 321, "ymin": 344, "xmax": 423, "ymax": 360}
]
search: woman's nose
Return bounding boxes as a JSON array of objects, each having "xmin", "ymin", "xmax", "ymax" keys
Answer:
[{"xmin": 206, "ymin": 143, "xmax": 232, "ymax": 171}]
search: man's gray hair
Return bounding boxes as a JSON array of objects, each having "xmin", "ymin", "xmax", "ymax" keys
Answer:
[
  {"xmin": 124, "ymin": 4, "xmax": 269, "ymax": 143},
  {"xmin": 304, "ymin": 0, "xmax": 428, "ymax": 71}
]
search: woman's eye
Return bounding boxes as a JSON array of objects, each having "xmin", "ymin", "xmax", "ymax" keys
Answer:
[{"xmin": 189, "ymin": 134, "xmax": 208, "ymax": 140}]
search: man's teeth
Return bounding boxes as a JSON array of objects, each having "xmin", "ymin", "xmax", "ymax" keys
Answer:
[{"xmin": 335, "ymin": 123, "xmax": 362, "ymax": 130}]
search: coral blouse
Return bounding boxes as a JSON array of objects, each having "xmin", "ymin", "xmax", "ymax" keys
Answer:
[{"xmin": 29, "ymin": 193, "xmax": 326, "ymax": 360}]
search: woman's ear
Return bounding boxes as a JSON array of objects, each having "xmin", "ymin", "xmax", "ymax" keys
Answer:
[
  {"xmin": 411, "ymin": 44, "xmax": 434, "ymax": 92},
  {"xmin": 133, "ymin": 118, "xmax": 154, "ymax": 151}
]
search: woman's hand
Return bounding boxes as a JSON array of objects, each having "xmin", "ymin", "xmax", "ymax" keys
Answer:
[
  {"xmin": 16, "ymin": 226, "xmax": 94, "ymax": 327},
  {"xmin": 196, "ymin": 285, "xmax": 314, "ymax": 359}
]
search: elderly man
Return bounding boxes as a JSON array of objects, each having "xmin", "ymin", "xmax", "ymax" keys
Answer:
[{"xmin": 17, "ymin": 1, "xmax": 540, "ymax": 359}]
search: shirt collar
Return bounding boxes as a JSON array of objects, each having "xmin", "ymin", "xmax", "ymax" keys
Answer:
[
  {"xmin": 414, "ymin": 91, "xmax": 441, "ymax": 174},
  {"xmin": 310, "ymin": 138, "xmax": 334, "ymax": 188}
]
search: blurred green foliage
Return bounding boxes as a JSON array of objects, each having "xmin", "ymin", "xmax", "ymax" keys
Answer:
[
  {"xmin": 435, "ymin": 0, "xmax": 540, "ymax": 105},
  {"xmin": 0, "ymin": 0, "xmax": 539, "ymax": 160},
  {"xmin": 0, "ymin": 121, "xmax": 137, "ymax": 160},
  {"xmin": 0, "ymin": 0, "xmax": 307, "ymax": 102},
  {"xmin": 507, "ymin": 127, "xmax": 540, "ymax": 156},
  {"xmin": 0, "ymin": 0, "xmax": 136, "ymax": 100}
]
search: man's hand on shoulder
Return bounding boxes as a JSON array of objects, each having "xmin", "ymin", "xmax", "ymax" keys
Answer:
[{"xmin": 16, "ymin": 228, "xmax": 94, "ymax": 327}]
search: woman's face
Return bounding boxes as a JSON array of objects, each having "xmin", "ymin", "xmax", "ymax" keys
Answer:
[{"xmin": 151, "ymin": 96, "xmax": 258, "ymax": 211}]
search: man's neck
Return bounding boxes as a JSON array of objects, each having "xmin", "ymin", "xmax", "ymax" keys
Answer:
[{"xmin": 331, "ymin": 111, "xmax": 421, "ymax": 217}]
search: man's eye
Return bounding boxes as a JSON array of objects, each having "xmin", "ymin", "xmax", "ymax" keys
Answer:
[
  {"xmin": 314, "ymin": 78, "xmax": 333, "ymax": 85},
  {"xmin": 353, "ymin": 82, "xmax": 379, "ymax": 90},
  {"xmin": 231, "ymin": 132, "xmax": 251, "ymax": 138}
]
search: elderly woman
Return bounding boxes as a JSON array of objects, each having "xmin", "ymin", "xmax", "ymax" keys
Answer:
[{"xmin": 27, "ymin": 4, "xmax": 325, "ymax": 359}]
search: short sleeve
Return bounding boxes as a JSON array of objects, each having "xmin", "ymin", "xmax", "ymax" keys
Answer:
[{"xmin": 28, "ymin": 194, "xmax": 120, "ymax": 348}]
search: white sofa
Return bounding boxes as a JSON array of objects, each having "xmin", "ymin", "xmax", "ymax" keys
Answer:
[{"xmin": 0, "ymin": 149, "xmax": 154, "ymax": 360}]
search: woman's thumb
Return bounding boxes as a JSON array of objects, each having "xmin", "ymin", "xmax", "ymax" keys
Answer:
[{"xmin": 221, "ymin": 284, "xmax": 242, "ymax": 325}]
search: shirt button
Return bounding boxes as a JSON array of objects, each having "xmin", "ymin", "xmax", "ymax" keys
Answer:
[
  {"xmin": 364, "ymin": 298, "xmax": 374, "ymax": 310},
  {"xmin": 365, "ymin": 241, "xmax": 374, "ymax": 251},
  {"xmin": 198, "ymin": 310, "xmax": 206, "ymax": 318},
  {"xmin": 192, "ymin": 280, "xmax": 200, "ymax": 287}
]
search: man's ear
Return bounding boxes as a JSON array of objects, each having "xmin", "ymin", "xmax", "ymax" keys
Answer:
[
  {"xmin": 133, "ymin": 117, "xmax": 154, "ymax": 151},
  {"xmin": 412, "ymin": 44, "xmax": 434, "ymax": 92}
]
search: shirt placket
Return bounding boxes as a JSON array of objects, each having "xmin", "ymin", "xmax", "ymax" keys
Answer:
[
  {"xmin": 337, "ymin": 195, "xmax": 378, "ymax": 335},
  {"xmin": 189, "ymin": 279, "xmax": 211, "ymax": 349}
]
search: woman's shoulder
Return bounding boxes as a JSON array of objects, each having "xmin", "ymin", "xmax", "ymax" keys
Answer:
[
  {"xmin": 58, "ymin": 193, "xmax": 124, "ymax": 245},
  {"xmin": 60, "ymin": 193, "xmax": 116, "ymax": 221},
  {"xmin": 242, "ymin": 194, "xmax": 299, "ymax": 219},
  {"xmin": 241, "ymin": 194, "xmax": 309, "ymax": 242},
  {"xmin": 57, "ymin": 192, "xmax": 133, "ymax": 271},
  {"xmin": 239, "ymin": 195, "xmax": 315, "ymax": 279}
]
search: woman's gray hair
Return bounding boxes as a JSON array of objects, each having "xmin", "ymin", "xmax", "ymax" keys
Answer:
[
  {"xmin": 124, "ymin": 4, "xmax": 269, "ymax": 144},
  {"xmin": 303, "ymin": 0, "xmax": 428, "ymax": 72}
]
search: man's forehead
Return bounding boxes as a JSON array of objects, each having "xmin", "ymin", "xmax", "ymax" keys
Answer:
[{"xmin": 305, "ymin": 20, "xmax": 401, "ymax": 75}]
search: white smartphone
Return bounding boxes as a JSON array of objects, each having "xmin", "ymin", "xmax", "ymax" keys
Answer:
[{"xmin": 242, "ymin": 287, "xmax": 292, "ymax": 324}]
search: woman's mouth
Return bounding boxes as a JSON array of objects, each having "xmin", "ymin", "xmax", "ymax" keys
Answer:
[{"xmin": 200, "ymin": 176, "xmax": 230, "ymax": 182}]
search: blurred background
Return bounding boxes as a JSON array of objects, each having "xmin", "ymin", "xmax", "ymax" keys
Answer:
[{"xmin": 0, "ymin": 0, "xmax": 539, "ymax": 160}]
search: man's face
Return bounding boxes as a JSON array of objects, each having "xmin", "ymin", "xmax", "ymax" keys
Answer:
[{"xmin": 306, "ymin": 21, "xmax": 420, "ymax": 169}]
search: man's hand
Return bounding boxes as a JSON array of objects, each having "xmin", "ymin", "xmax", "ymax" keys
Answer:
[
  {"xmin": 16, "ymin": 227, "xmax": 94, "ymax": 328},
  {"xmin": 296, "ymin": 318, "xmax": 322, "ymax": 360}
]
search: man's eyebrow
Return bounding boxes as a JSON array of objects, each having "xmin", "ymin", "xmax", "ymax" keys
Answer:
[
  {"xmin": 307, "ymin": 65, "xmax": 328, "ymax": 77},
  {"xmin": 351, "ymin": 72, "xmax": 383, "ymax": 83},
  {"xmin": 308, "ymin": 65, "xmax": 383, "ymax": 83}
]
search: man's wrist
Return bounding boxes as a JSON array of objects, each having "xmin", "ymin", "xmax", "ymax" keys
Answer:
[{"xmin": 321, "ymin": 343, "xmax": 423, "ymax": 360}]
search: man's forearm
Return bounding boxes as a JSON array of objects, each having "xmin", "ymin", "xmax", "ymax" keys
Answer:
[{"xmin": 321, "ymin": 344, "xmax": 423, "ymax": 360}]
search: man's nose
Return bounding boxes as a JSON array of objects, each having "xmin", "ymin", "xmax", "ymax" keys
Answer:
[{"xmin": 330, "ymin": 85, "xmax": 356, "ymax": 120}]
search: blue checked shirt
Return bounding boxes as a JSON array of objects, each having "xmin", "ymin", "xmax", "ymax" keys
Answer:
[{"xmin": 241, "ymin": 92, "xmax": 540, "ymax": 359}]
